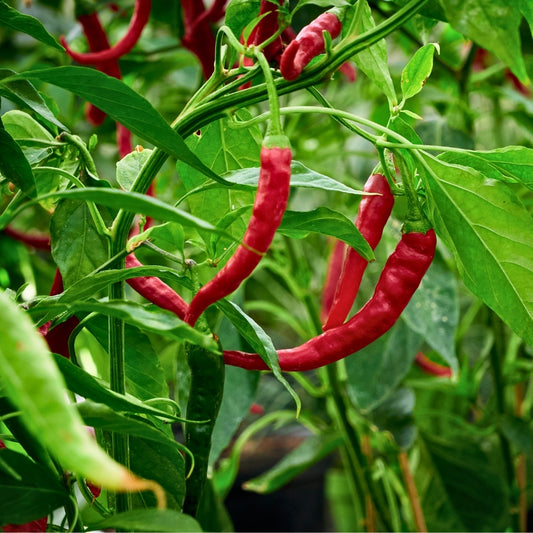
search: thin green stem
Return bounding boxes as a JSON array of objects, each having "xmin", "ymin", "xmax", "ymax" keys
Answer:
[
  {"xmin": 59, "ymin": 132, "xmax": 98, "ymax": 178},
  {"xmin": 254, "ymin": 49, "xmax": 283, "ymax": 139}
]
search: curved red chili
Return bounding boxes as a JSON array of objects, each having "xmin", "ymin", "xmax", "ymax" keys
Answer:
[
  {"xmin": 3, "ymin": 226, "xmax": 51, "ymax": 251},
  {"xmin": 323, "ymin": 173, "xmax": 394, "ymax": 330},
  {"xmin": 125, "ymin": 253, "xmax": 188, "ymax": 321},
  {"xmin": 224, "ymin": 229, "xmax": 436, "ymax": 372},
  {"xmin": 320, "ymin": 238, "xmax": 346, "ymax": 321},
  {"xmin": 60, "ymin": 0, "xmax": 152, "ymax": 65},
  {"xmin": 280, "ymin": 11, "xmax": 342, "ymax": 81},
  {"xmin": 185, "ymin": 143, "xmax": 292, "ymax": 326}
]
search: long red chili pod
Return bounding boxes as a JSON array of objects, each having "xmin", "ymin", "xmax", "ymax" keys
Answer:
[
  {"xmin": 280, "ymin": 11, "xmax": 342, "ymax": 81},
  {"xmin": 320, "ymin": 238, "xmax": 346, "ymax": 321},
  {"xmin": 60, "ymin": 0, "xmax": 152, "ymax": 65},
  {"xmin": 185, "ymin": 142, "xmax": 292, "ymax": 326},
  {"xmin": 414, "ymin": 352, "xmax": 452, "ymax": 377},
  {"xmin": 323, "ymin": 173, "xmax": 394, "ymax": 330},
  {"xmin": 3, "ymin": 226, "xmax": 51, "ymax": 251},
  {"xmin": 180, "ymin": 0, "xmax": 216, "ymax": 79},
  {"xmin": 125, "ymin": 253, "xmax": 188, "ymax": 320},
  {"xmin": 224, "ymin": 229, "xmax": 436, "ymax": 372}
]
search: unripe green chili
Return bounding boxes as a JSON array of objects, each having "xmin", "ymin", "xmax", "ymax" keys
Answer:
[
  {"xmin": 224, "ymin": 229, "xmax": 437, "ymax": 371},
  {"xmin": 183, "ymin": 340, "xmax": 225, "ymax": 517}
]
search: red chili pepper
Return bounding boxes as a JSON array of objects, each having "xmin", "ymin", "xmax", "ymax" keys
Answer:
[
  {"xmin": 125, "ymin": 253, "xmax": 188, "ymax": 320},
  {"xmin": 60, "ymin": 0, "xmax": 152, "ymax": 65},
  {"xmin": 185, "ymin": 141, "xmax": 292, "ymax": 326},
  {"xmin": 280, "ymin": 11, "xmax": 342, "ymax": 81},
  {"xmin": 3, "ymin": 226, "xmax": 51, "ymax": 251},
  {"xmin": 323, "ymin": 173, "xmax": 394, "ymax": 330},
  {"xmin": 414, "ymin": 352, "xmax": 452, "ymax": 378},
  {"xmin": 320, "ymin": 238, "xmax": 346, "ymax": 321},
  {"xmin": 38, "ymin": 269, "xmax": 80, "ymax": 359},
  {"xmin": 2, "ymin": 518, "xmax": 48, "ymax": 532},
  {"xmin": 224, "ymin": 229, "xmax": 436, "ymax": 371},
  {"xmin": 180, "ymin": 0, "xmax": 216, "ymax": 79}
]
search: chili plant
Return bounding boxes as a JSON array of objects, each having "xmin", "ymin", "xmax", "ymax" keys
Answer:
[{"xmin": 0, "ymin": 0, "xmax": 532, "ymax": 531}]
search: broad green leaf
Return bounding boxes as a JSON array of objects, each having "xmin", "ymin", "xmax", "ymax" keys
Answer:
[
  {"xmin": 88, "ymin": 510, "xmax": 200, "ymax": 532},
  {"xmin": 419, "ymin": 153, "xmax": 533, "ymax": 347},
  {"xmin": 196, "ymin": 478, "xmax": 234, "ymax": 532},
  {"xmin": 44, "ymin": 188, "xmax": 231, "ymax": 239},
  {"xmin": 53, "ymin": 353, "xmax": 182, "ymax": 421},
  {"xmin": 0, "ymin": 127, "xmax": 36, "ymax": 198},
  {"xmin": 0, "ymin": 70, "xmax": 65, "ymax": 130},
  {"xmin": 278, "ymin": 207, "xmax": 374, "ymax": 260},
  {"xmin": 216, "ymin": 299, "xmax": 301, "ymax": 414},
  {"xmin": 419, "ymin": 434, "xmax": 510, "ymax": 531},
  {"xmin": 0, "ymin": 290, "xmax": 162, "ymax": 496},
  {"xmin": 215, "ymin": 160, "xmax": 364, "ymax": 195},
  {"xmin": 117, "ymin": 148, "xmax": 153, "ymax": 191},
  {"xmin": 352, "ymin": 0, "xmax": 397, "ymax": 107},
  {"xmin": 402, "ymin": 260, "xmax": 459, "ymax": 371},
  {"xmin": 85, "ymin": 317, "xmax": 170, "ymax": 402},
  {"xmin": 0, "ymin": 1, "xmax": 63, "ymax": 50},
  {"xmin": 210, "ymin": 366, "xmax": 259, "ymax": 465},
  {"xmin": 50, "ymin": 199, "xmax": 109, "ymax": 287},
  {"xmin": 225, "ymin": 0, "xmax": 261, "ymax": 41},
  {"xmin": 244, "ymin": 433, "xmax": 342, "ymax": 494},
  {"xmin": 401, "ymin": 43, "xmax": 438, "ymax": 102},
  {"xmin": 345, "ymin": 319, "xmax": 423, "ymax": 411},
  {"xmin": 439, "ymin": 0, "xmax": 528, "ymax": 83},
  {"xmin": 369, "ymin": 388, "xmax": 416, "ymax": 449},
  {"xmin": 8, "ymin": 67, "xmax": 223, "ymax": 183},
  {"xmin": 499, "ymin": 415, "xmax": 533, "ymax": 455},
  {"xmin": 177, "ymin": 112, "xmax": 260, "ymax": 247},
  {"xmin": 32, "ymin": 300, "xmax": 220, "ymax": 352},
  {"xmin": 128, "ymin": 437, "xmax": 186, "ymax": 511},
  {"xmin": 294, "ymin": 0, "xmax": 349, "ymax": 12},
  {"xmin": 0, "ymin": 448, "xmax": 67, "ymax": 525},
  {"xmin": 77, "ymin": 401, "xmax": 179, "ymax": 444},
  {"xmin": 521, "ymin": 0, "xmax": 533, "ymax": 37},
  {"xmin": 1, "ymin": 109, "xmax": 55, "ymax": 141}
]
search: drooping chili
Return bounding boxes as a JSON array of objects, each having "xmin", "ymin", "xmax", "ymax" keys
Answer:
[
  {"xmin": 324, "ymin": 173, "xmax": 394, "ymax": 330},
  {"xmin": 280, "ymin": 10, "xmax": 342, "ymax": 81},
  {"xmin": 125, "ymin": 253, "xmax": 188, "ymax": 321},
  {"xmin": 414, "ymin": 352, "xmax": 452, "ymax": 377},
  {"xmin": 224, "ymin": 228, "xmax": 437, "ymax": 372},
  {"xmin": 185, "ymin": 138, "xmax": 292, "ymax": 326},
  {"xmin": 320, "ymin": 238, "xmax": 346, "ymax": 321},
  {"xmin": 60, "ymin": 0, "xmax": 152, "ymax": 65}
]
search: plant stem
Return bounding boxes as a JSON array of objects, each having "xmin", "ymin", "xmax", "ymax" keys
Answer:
[{"xmin": 398, "ymin": 450, "xmax": 427, "ymax": 532}]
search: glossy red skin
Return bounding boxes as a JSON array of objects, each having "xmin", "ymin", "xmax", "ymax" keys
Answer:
[
  {"xmin": 185, "ymin": 146, "xmax": 292, "ymax": 326},
  {"xmin": 320, "ymin": 238, "xmax": 346, "ymax": 321},
  {"xmin": 3, "ymin": 226, "xmax": 51, "ymax": 251},
  {"xmin": 125, "ymin": 254, "xmax": 188, "ymax": 320},
  {"xmin": 280, "ymin": 12, "xmax": 342, "ymax": 81},
  {"xmin": 2, "ymin": 518, "xmax": 48, "ymax": 532},
  {"xmin": 323, "ymin": 174, "xmax": 394, "ymax": 330},
  {"xmin": 224, "ymin": 229, "xmax": 436, "ymax": 371},
  {"xmin": 60, "ymin": 0, "xmax": 152, "ymax": 65}
]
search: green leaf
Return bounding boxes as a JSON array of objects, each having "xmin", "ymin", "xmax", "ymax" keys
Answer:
[
  {"xmin": 53, "ymin": 353, "xmax": 182, "ymax": 421},
  {"xmin": 420, "ymin": 153, "xmax": 533, "ymax": 347},
  {"xmin": 50, "ymin": 199, "xmax": 110, "ymax": 287},
  {"xmin": 33, "ymin": 300, "xmax": 220, "ymax": 352},
  {"xmin": 87, "ymin": 509, "xmax": 201, "ymax": 532},
  {"xmin": 401, "ymin": 43, "xmax": 438, "ymax": 102},
  {"xmin": 0, "ymin": 1, "xmax": 63, "ymax": 50},
  {"xmin": 0, "ymin": 70, "xmax": 65, "ymax": 130},
  {"xmin": 278, "ymin": 207, "xmax": 374, "ymax": 260},
  {"xmin": 44, "ymin": 188, "xmax": 231, "ymax": 239},
  {"xmin": 0, "ymin": 448, "xmax": 67, "ymax": 525},
  {"xmin": 216, "ymin": 299, "xmax": 301, "ymax": 415},
  {"xmin": 117, "ymin": 149, "xmax": 153, "ymax": 191},
  {"xmin": 352, "ymin": 0, "xmax": 397, "ymax": 107},
  {"xmin": 419, "ymin": 434, "xmax": 510, "ymax": 531},
  {"xmin": 177, "ymin": 113, "xmax": 260, "ymax": 247},
  {"xmin": 345, "ymin": 319, "xmax": 423, "ymax": 411},
  {"xmin": 439, "ymin": 0, "xmax": 528, "ymax": 83},
  {"xmin": 1, "ymin": 109, "xmax": 55, "ymax": 141},
  {"xmin": 243, "ymin": 433, "xmax": 342, "ymax": 494},
  {"xmin": 225, "ymin": 0, "xmax": 261, "ymax": 41},
  {"xmin": 402, "ymin": 260, "xmax": 459, "ymax": 371},
  {"xmin": 7, "ymin": 67, "xmax": 223, "ymax": 183},
  {"xmin": 520, "ymin": 0, "xmax": 533, "ymax": 37},
  {"xmin": 0, "ymin": 126, "xmax": 36, "ymax": 198}
]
